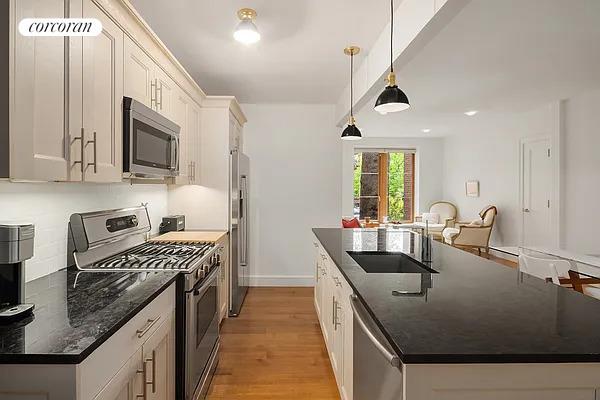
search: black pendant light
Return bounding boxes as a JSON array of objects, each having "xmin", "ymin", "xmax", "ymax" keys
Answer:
[
  {"xmin": 374, "ymin": 0, "xmax": 410, "ymax": 114},
  {"xmin": 341, "ymin": 46, "xmax": 362, "ymax": 141}
]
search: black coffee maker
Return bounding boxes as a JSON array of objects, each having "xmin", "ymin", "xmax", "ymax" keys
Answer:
[{"xmin": 0, "ymin": 223, "xmax": 35, "ymax": 322}]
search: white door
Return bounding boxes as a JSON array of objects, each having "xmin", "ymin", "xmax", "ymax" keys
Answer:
[
  {"xmin": 11, "ymin": 0, "xmax": 71, "ymax": 181},
  {"xmin": 123, "ymin": 36, "xmax": 154, "ymax": 108},
  {"xmin": 81, "ymin": 0, "xmax": 124, "ymax": 182},
  {"xmin": 521, "ymin": 138, "xmax": 553, "ymax": 247}
]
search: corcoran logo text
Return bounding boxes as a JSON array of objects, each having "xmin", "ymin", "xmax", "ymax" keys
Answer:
[{"xmin": 18, "ymin": 18, "xmax": 102, "ymax": 37}]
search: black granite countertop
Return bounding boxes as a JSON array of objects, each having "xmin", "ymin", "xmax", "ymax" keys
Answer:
[
  {"xmin": 313, "ymin": 228, "xmax": 600, "ymax": 364},
  {"xmin": 0, "ymin": 267, "xmax": 179, "ymax": 364}
]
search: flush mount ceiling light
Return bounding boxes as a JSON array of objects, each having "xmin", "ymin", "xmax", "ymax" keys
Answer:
[
  {"xmin": 464, "ymin": 110, "xmax": 479, "ymax": 116},
  {"xmin": 421, "ymin": 128, "xmax": 431, "ymax": 133},
  {"xmin": 234, "ymin": 8, "xmax": 260, "ymax": 44},
  {"xmin": 374, "ymin": 0, "xmax": 410, "ymax": 115},
  {"xmin": 341, "ymin": 46, "xmax": 362, "ymax": 141}
]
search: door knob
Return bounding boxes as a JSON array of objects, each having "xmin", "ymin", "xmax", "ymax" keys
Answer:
[{"xmin": 523, "ymin": 208, "xmax": 530, "ymax": 212}]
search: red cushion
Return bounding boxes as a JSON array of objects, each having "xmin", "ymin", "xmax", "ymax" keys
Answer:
[{"xmin": 342, "ymin": 218, "xmax": 361, "ymax": 228}]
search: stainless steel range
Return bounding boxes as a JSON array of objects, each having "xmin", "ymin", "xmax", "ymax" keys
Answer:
[{"xmin": 67, "ymin": 206, "xmax": 221, "ymax": 400}]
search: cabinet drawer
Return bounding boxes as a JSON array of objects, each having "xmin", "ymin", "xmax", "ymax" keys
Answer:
[{"xmin": 78, "ymin": 283, "xmax": 176, "ymax": 400}]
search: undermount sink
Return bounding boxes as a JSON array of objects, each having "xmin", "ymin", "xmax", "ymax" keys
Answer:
[{"xmin": 347, "ymin": 251, "xmax": 438, "ymax": 274}]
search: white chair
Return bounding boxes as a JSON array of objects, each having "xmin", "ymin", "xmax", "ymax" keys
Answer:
[
  {"xmin": 518, "ymin": 254, "xmax": 571, "ymax": 284},
  {"xmin": 400, "ymin": 201, "xmax": 457, "ymax": 240},
  {"xmin": 442, "ymin": 205, "xmax": 497, "ymax": 256}
]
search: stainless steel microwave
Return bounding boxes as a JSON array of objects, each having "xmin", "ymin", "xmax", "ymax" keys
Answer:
[{"xmin": 123, "ymin": 97, "xmax": 180, "ymax": 178}]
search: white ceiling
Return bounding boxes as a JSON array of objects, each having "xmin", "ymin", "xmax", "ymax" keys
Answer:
[
  {"xmin": 354, "ymin": 0, "xmax": 600, "ymax": 137},
  {"xmin": 129, "ymin": 0, "xmax": 395, "ymax": 103}
]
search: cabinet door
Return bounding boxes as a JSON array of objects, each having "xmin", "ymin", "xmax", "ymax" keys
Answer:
[
  {"xmin": 82, "ymin": 0, "xmax": 124, "ymax": 182},
  {"xmin": 188, "ymin": 101, "xmax": 201, "ymax": 184},
  {"xmin": 142, "ymin": 312, "xmax": 175, "ymax": 400},
  {"xmin": 331, "ymin": 280, "xmax": 344, "ymax": 379},
  {"xmin": 123, "ymin": 36, "xmax": 154, "ymax": 108},
  {"xmin": 154, "ymin": 68, "xmax": 176, "ymax": 120},
  {"xmin": 313, "ymin": 245, "xmax": 323, "ymax": 318},
  {"xmin": 171, "ymin": 91, "xmax": 190, "ymax": 184},
  {"xmin": 321, "ymin": 263, "xmax": 333, "ymax": 348},
  {"xmin": 11, "ymin": 0, "xmax": 70, "ymax": 181},
  {"xmin": 94, "ymin": 348, "xmax": 143, "ymax": 400}
]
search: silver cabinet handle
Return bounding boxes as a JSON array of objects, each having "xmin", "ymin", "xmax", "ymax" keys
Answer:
[
  {"xmin": 156, "ymin": 80, "xmax": 163, "ymax": 110},
  {"xmin": 71, "ymin": 128, "xmax": 84, "ymax": 174},
  {"xmin": 150, "ymin": 79, "xmax": 156, "ymax": 109},
  {"xmin": 334, "ymin": 301, "xmax": 341, "ymax": 330},
  {"xmin": 332, "ymin": 296, "xmax": 336, "ymax": 327},
  {"xmin": 86, "ymin": 131, "xmax": 97, "ymax": 173},
  {"xmin": 349, "ymin": 294, "xmax": 400, "ymax": 367},
  {"xmin": 136, "ymin": 316, "xmax": 161, "ymax": 339}
]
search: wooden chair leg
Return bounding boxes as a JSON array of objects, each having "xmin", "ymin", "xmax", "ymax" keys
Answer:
[{"xmin": 478, "ymin": 248, "xmax": 481, "ymax": 256}]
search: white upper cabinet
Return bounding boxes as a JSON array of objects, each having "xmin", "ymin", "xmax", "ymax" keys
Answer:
[
  {"xmin": 123, "ymin": 36, "xmax": 177, "ymax": 122},
  {"xmin": 8, "ymin": 0, "xmax": 215, "ymax": 184},
  {"xmin": 80, "ymin": 0, "xmax": 124, "ymax": 182},
  {"xmin": 188, "ymin": 101, "xmax": 201, "ymax": 184},
  {"xmin": 171, "ymin": 90, "xmax": 190, "ymax": 184},
  {"xmin": 123, "ymin": 35, "xmax": 154, "ymax": 108},
  {"xmin": 10, "ymin": 0, "xmax": 71, "ymax": 181}
]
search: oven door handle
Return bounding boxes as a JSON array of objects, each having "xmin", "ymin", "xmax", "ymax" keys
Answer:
[{"xmin": 189, "ymin": 267, "xmax": 219, "ymax": 297}]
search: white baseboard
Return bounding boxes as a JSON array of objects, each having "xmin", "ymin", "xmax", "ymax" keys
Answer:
[
  {"xmin": 248, "ymin": 274, "xmax": 315, "ymax": 287},
  {"xmin": 489, "ymin": 247, "xmax": 519, "ymax": 264}
]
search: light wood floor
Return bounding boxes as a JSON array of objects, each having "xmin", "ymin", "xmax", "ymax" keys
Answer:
[{"xmin": 207, "ymin": 287, "xmax": 340, "ymax": 400}]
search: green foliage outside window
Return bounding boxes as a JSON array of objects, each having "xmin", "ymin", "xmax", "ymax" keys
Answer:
[
  {"xmin": 388, "ymin": 152, "xmax": 406, "ymax": 221},
  {"xmin": 353, "ymin": 152, "xmax": 408, "ymax": 222}
]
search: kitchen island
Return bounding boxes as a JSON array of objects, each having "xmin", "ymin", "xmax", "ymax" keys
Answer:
[{"xmin": 313, "ymin": 228, "xmax": 600, "ymax": 400}]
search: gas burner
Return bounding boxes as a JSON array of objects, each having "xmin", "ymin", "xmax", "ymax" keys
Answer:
[{"xmin": 90, "ymin": 241, "xmax": 216, "ymax": 272}]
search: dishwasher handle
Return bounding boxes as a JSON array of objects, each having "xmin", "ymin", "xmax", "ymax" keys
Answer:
[{"xmin": 349, "ymin": 294, "xmax": 401, "ymax": 368}]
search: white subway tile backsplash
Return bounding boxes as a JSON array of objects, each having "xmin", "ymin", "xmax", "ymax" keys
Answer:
[{"xmin": 0, "ymin": 181, "xmax": 168, "ymax": 281}]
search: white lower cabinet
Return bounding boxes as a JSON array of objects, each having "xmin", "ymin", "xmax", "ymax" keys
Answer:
[
  {"xmin": 314, "ymin": 238, "xmax": 353, "ymax": 400},
  {"xmin": 94, "ymin": 348, "xmax": 143, "ymax": 400},
  {"xmin": 0, "ymin": 284, "xmax": 176, "ymax": 400}
]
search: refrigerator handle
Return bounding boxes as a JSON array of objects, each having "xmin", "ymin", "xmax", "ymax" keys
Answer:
[{"xmin": 240, "ymin": 175, "xmax": 248, "ymax": 266}]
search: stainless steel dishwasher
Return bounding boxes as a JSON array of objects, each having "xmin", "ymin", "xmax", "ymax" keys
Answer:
[{"xmin": 350, "ymin": 294, "xmax": 403, "ymax": 400}]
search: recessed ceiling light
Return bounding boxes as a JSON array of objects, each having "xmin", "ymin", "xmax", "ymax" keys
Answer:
[
  {"xmin": 421, "ymin": 128, "xmax": 431, "ymax": 133},
  {"xmin": 234, "ymin": 8, "xmax": 260, "ymax": 44},
  {"xmin": 464, "ymin": 110, "xmax": 478, "ymax": 116}
]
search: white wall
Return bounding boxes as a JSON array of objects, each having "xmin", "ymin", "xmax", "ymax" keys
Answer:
[
  {"xmin": 341, "ymin": 137, "xmax": 445, "ymax": 217},
  {"xmin": 0, "ymin": 182, "xmax": 168, "ymax": 281},
  {"xmin": 441, "ymin": 104, "xmax": 557, "ymax": 247},
  {"xmin": 562, "ymin": 89, "xmax": 600, "ymax": 254},
  {"xmin": 241, "ymin": 104, "xmax": 341, "ymax": 286}
]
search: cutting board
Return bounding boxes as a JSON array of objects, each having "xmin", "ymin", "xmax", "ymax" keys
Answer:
[{"xmin": 150, "ymin": 231, "xmax": 227, "ymax": 243}]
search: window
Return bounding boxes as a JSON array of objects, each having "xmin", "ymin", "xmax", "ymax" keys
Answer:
[{"xmin": 353, "ymin": 150, "xmax": 415, "ymax": 223}]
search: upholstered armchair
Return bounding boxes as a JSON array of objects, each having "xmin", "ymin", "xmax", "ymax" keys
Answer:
[
  {"xmin": 442, "ymin": 206, "xmax": 497, "ymax": 256},
  {"xmin": 409, "ymin": 201, "xmax": 457, "ymax": 240}
]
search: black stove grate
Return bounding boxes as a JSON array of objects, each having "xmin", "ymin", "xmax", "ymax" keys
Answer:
[{"xmin": 92, "ymin": 241, "xmax": 215, "ymax": 270}]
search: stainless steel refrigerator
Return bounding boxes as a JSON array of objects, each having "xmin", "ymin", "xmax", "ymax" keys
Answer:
[{"xmin": 229, "ymin": 149, "xmax": 249, "ymax": 316}]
